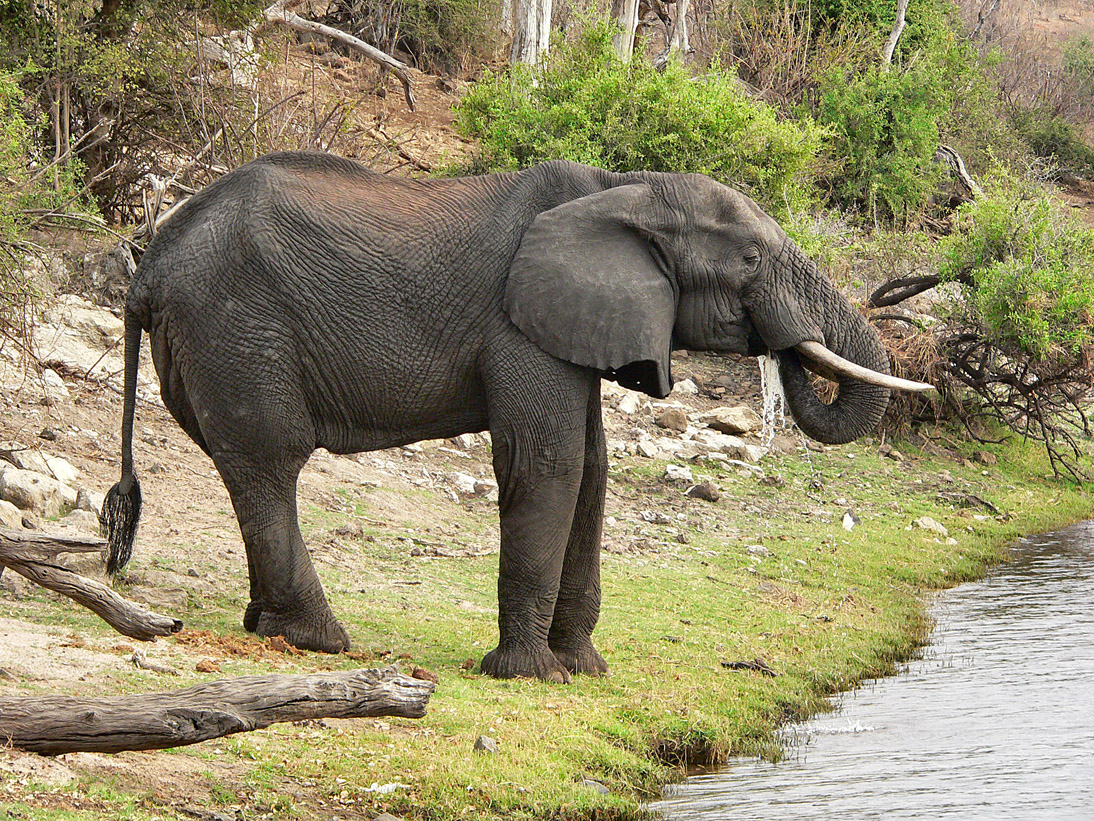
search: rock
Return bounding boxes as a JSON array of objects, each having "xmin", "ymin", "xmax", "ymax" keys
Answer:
[
  {"xmin": 842, "ymin": 509, "xmax": 859, "ymax": 531},
  {"xmin": 42, "ymin": 295, "xmax": 124, "ymax": 347},
  {"xmin": 975, "ymin": 450, "xmax": 997, "ymax": 466},
  {"xmin": 698, "ymin": 406, "xmax": 762, "ymax": 435},
  {"xmin": 372, "ymin": 814, "xmax": 405, "ymax": 821},
  {"xmin": 40, "ymin": 368, "xmax": 69, "ymax": 399},
  {"xmin": 0, "ymin": 466, "xmax": 77, "ymax": 518},
  {"xmin": 38, "ymin": 428, "xmax": 58, "ymax": 441},
  {"xmin": 636, "ymin": 440, "xmax": 663, "ymax": 460},
  {"xmin": 640, "ymin": 509, "xmax": 672, "ymax": 524},
  {"xmin": 671, "ymin": 378, "xmax": 699, "ymax": 395},
  {"xmin": 76, "ymin": 487, "xmax": 106, "ymax": 515},
  {"xmin": 938, "ymin": 470, "xmax": 955, "ymax": 484},
  {"xmin": 128, "ymin": 586, "xmax": 189, "ymax": 610},
  {"xmin": 473, "ymin": 735, "xmax": 498, "ymax": 754},
  {"xmin": 746, "ymin": 544, "xmax": 770, "ymax": 557},
  {"xmin": 581, "ymin": 779, "xmax": 609, "ymax": 795},
  {"xmin": 655, "ymin": 408, "xmax": 688, "ymax": 433},
  {"xmin": 687, "ymin": 482, "xmax": 720, "ymax": 502},
  {"xmin": 913, "ymin": 516, "xmax": 948, "ymax": 537},
  {"xmin": 61, "ymin": 509, "xmax": 100, "ymax": 532},
  {"xmin": 616, "ymin": 393, "xmax": 642, "ymax": 415},
  {"xmin": 3, "ymin": 446, "xmax": 79, "ymax": 486},
  {"xmin": 664, "ymin": 464, "xmax": 693, "ymax": 483},
  {"xmin": 0, "ymin": 499, "xmax": 23, "ymax": 529},
  {"xmin": 447, "ymin": 472, "xmax": 497, "ymax": 500},
  {"xmin": 758, "ymin": 474, "xmax": 785, "ymax": 488}
]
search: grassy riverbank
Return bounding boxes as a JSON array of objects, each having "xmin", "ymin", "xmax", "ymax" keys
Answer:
[{"xmin": 2, "ymin": 426, "xmax": 1091, "ymax": 820}]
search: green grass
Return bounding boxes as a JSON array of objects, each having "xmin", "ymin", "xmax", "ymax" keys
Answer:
[{"xmin": 2, "ymin": 430, "xmax": 1091, "ymax": 819}]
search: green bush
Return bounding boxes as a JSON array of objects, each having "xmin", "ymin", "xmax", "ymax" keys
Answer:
[
  {"xmin": 938, "ymin": 178, "xmax": 1094, "ymax": 360},
  {"xmin": 455, "ymin": 20, "xmax": 822, "ymax": 216},
  {"xmin": 1011, "ymin": 107, "xmax": 1094, "ymax": 175},
  {"xmin": 1063, "ymin": 34, "xmax": 1094, "ymax": 102}
]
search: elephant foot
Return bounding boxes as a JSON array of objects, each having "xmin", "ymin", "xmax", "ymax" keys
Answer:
[
  {"xmin": 551, "ymin": 641, "xmax": 609, "ymax": 677},
  {"xmin": 246, "ymin": 601, "xmax": 351, "ymax": 653},
  {"xmin": 481, "ymin": 644, "xmax": 572, "ymax": 684}
]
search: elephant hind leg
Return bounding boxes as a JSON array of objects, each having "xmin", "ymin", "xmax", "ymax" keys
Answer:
[{"xmin": 213, "ymin": 451, "xmax": 350, "ymax": 653}]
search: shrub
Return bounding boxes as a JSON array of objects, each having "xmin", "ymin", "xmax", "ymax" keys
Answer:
[
  {"xmin": 1011, "ymin": 107, "xmax": 1094, "ymax": 176},
  {"xmin": 455, "ymin": 19, "xmax": 822, "ymax": 217},
  {"xmin": 938, "ymin": 178, "xmax": 1094, "ymax": 360}
]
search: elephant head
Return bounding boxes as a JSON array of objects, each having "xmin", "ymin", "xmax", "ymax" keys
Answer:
[{"xmin": 506, "ymin": 173, "xmax": 930, "ymax": 445}]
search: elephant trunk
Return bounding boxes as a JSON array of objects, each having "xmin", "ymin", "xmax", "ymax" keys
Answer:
[{"xmin": 755, "ymin": 241, "xmax": 892, "ymax": 445}]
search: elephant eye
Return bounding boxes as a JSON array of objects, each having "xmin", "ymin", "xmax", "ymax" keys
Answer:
[{"xmin": 744, "ymin": 248, "xmax": 761, "ymax": 267}]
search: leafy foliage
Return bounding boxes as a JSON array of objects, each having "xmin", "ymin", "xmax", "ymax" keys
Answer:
[
  {"xmin": 938, "ymin": 180, "xmax": 1094, "ymax": 361},
  {"xmin": 809, "ymin": 11, "xmax": 985, "ymax": 225},
  {"xmin": 456, "ymin": 20, "xmax": 822, "ymax": 216},
  {"xmin": 1011, "ymin": 107, "xmax": 1094, "ymax": 176}
]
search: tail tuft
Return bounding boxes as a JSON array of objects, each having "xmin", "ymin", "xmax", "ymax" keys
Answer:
[{"xmin": 101, "ymin": 477, "xmax": 142, "ymax": 576}]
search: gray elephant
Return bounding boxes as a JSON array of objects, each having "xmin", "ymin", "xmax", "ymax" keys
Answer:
[{"xmin": 102, "ymin": 152, "xmax": 929, "ymax": 682}]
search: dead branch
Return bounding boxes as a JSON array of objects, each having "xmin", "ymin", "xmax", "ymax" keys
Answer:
[
  {"xmin": 365, "ymin": 126, "xmax": 432, "ymax": 172},
  {"xmin": 935, "ymin": 145, "xmax": 983, "ymax": 199},
  {"xmin": 0, "ymin": 666, "xmax": 435, "ymax": 755},
  {"xmin": 882, "ymin": 0, "xmax": 910, "ymax": 65},
  {"xmin": 0, "ymin": 527, "xmax": 183, "ymax": 641},
  {"xmin": 262, "ymin": 0, "xmax": 415, "ymax": 111}
]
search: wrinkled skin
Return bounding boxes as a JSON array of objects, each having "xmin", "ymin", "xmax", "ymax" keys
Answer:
[{"xmin": 104, "ymin": 153, "xmax": 891, "ymax": 682}]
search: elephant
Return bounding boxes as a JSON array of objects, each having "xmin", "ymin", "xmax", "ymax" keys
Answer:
[{"xmin": 101, "ymin": 151, "xmax": 931, "ymax": 683}]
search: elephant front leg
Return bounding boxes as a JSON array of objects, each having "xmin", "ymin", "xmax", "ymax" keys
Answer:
[
  {"xmin": 549, "ymin": 386, "xmax": 609, "ymax": 677},
  {"xmin": 481, "ymin": 434, "xmax": 585, "ymax": 684}
]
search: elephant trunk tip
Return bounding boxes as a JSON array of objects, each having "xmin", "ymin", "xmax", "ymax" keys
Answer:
[{"xmin": 101, "ymin": 476, "xmax": 142, "ymax": 576}]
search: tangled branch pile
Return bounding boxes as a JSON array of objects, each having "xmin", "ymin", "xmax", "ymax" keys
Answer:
[{"xmin": 871, "ymin": 179, "xmax": 1094, "ymax": 479}]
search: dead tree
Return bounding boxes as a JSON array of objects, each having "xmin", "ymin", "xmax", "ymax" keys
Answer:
[
  {"xmin": 0, "ymin": 666, "xmax": 435, "ymax": 755},
  {"xmin": 0, "ymin": 527, "xmax": 182, "ymax": 640},
  {"xmin": 262, "ymin": 0, "xmax": 416, "ymax": 110}
]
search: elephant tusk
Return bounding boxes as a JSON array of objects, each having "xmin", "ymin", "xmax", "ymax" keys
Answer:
[{"xmin": 795, "ymin": 340, "xmax": 936, "ymax": 393}]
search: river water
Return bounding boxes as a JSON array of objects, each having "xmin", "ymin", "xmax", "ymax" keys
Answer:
[{"xmin": 651, "ymin": 520, "xmax": 1094, "ymax": 819}]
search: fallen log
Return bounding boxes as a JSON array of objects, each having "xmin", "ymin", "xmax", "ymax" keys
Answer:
[
  {"xmin": 0, "ymin": 666, "xmax": 435, "ymax": 755},
  {"xmin": 0, "ymin": 527, "xmax": 183, "ymax": 640}
]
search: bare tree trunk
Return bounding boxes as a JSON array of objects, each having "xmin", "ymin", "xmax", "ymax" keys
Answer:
[
  {"xmin": 510, "ymin": 0, "xmax": 552, "ymax": 65},
  {"xmin": 612, "ymin": 0, "xmax": 641, "ymax": 60},
  {"xmin": 882, "ymin": 0, "xmax": 910, "ymax": 65},
  {"xmin": 0, "ymin": 667, "xmax": 435, "ymax": 755},
  {"xmin": 652, "ymin": 0, "xmax": 691, "ymax": 69}
]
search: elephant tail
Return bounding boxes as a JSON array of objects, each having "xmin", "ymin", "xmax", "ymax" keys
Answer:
[{"xmin": 101, "ymin": 309, "xmax": 143, "ymax": 576}]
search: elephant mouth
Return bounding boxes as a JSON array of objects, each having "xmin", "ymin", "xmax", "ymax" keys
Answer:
[{"xmin": 791, "ymin": 340, "xmax": 934, "ymax": 394}]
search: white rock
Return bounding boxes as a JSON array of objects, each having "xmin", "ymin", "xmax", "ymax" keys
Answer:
[
  {"xmin": 606, "ymin": 438, "xmax": 628, "ymax": 455},
  {"xmin": 671, "ymin": 378, "xmax": 699, "ymax": 395},
  {"xmin": 0, "ymin": 499, "xmax": 23, "ymax": 529},
  {"xmin": 617, "ymin": 393, "xmax": 642, "ymax": 415},
  {"xmin": 61, "ymin": 508, "xmax": 100, "ymax": 532},
  {"xmin": 636, "ymin": 440, "xmax": 662, "ymax": 459},
  {"xmin": 913, "ymin": 516, "xmax": 948, "ymax": 537},
  {"xmin": 698, "ymin": 406, "xmax": 762, "ymax": 434},
  {"xmin": 40, "ymin": 368, "xmax": 69, "ymax": 397},
  {"xmin": 746, "ymin": 544, "xmax": 770, "ymax": 557},
  {"xmin": 48, "ymin": 295, "xmax": 124, "ymax": 344},
  {"xmin": 76, "ymin": 487, "xmax": 105, "ymax": 515},
  {"xmin": 664, "ymin": 464, "xmax": 693, "ymax": 483},
  {"xmin": 451, "ymin": 472, "xmax": 495, "ymax": 498},
  {"xmin": 0, "ymin": 466, "xmax": 77, "ymax": 517}
]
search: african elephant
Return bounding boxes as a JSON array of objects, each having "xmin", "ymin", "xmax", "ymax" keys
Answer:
[{"xmin": 102, "ymin": 152, "xmax": 929, "ymax": 682}]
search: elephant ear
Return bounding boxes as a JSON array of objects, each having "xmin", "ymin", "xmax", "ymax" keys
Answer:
[{"xmin": 505, "ymin": 183, "xmax": 676, "ymax": 398}]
